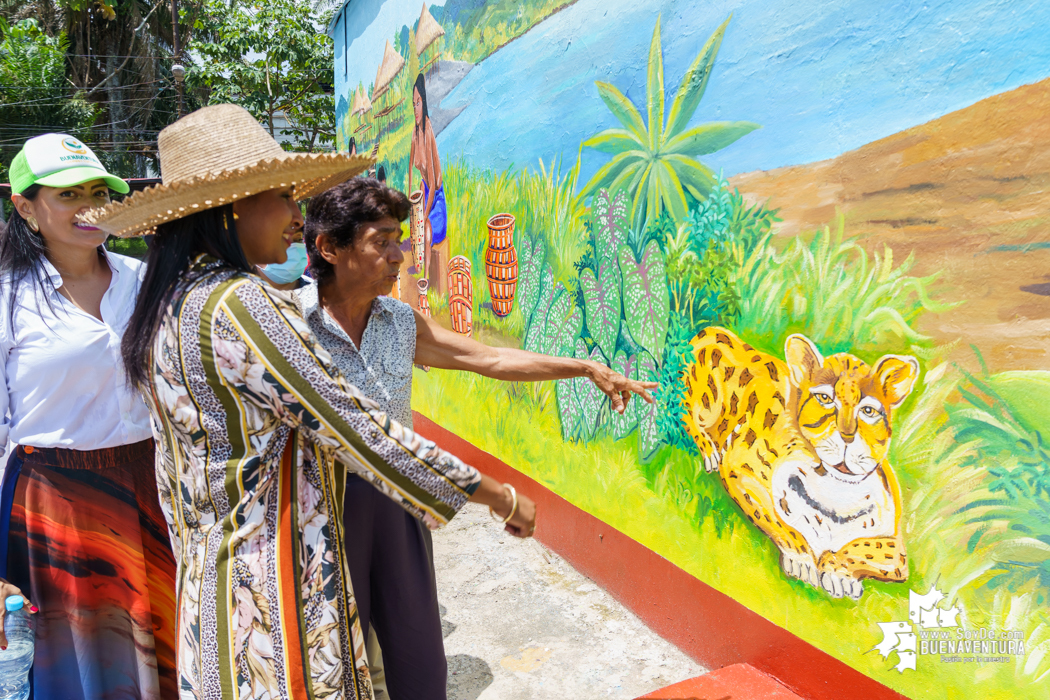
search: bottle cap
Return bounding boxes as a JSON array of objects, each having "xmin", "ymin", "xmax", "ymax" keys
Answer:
[{"xmin": 4, "ymin": 595, "xmax": 23, "ymax": 612}]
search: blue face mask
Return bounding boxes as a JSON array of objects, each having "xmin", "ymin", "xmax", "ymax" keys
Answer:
[{"xmin": 261, "ymin": 242, "xmax": 308, "ymax": 284}]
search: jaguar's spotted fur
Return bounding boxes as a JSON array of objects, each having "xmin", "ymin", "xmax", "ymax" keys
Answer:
[{"xmin": 680, "ymin": 327, "xmax": 919, "ymax": 600}]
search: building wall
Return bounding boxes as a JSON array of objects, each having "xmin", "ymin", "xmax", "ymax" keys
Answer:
[{"xmin": 330, "ymin": 2, "xmax": 1050, "ymax": 697}]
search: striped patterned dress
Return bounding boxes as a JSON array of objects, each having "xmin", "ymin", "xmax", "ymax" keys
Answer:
[{"xmin": 146, "ymin": 256, "xmax": 481, "ymax": 699}]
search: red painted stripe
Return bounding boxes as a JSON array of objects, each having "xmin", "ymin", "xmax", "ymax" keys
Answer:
[
  {"xmin": 638, "ymin": 663, "xmax": 804, "ymax": 699},
  {"xmin": 277, "ymin": 438, "xmax": 310, "ymax": 700},
  {"xmin": 414, "ymin": 412, "xmax": 908, "ymax": 700}
]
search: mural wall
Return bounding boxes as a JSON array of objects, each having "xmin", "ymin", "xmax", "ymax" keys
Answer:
[{"xmin": 331, "ymin": 0, "xmax": 1050, "ymax": 696}]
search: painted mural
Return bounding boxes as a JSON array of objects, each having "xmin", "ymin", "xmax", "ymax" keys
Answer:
[{"xmin": 332, "ymin": 0, "xmax": 1050, "ymax": 696}]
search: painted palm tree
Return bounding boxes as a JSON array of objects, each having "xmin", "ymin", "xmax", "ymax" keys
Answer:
[{"xmin": 581, "ymin": 16, "xmax": 758, "ymax": 229}]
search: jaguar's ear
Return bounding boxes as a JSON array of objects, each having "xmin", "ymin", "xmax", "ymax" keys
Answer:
[
  {"xmin": 785, "ymin": 334, "xmax": 824, "ymax": 386},
  {"xmin": 872, "ymin": 354, "xmax": 920, "ymax": 409}
]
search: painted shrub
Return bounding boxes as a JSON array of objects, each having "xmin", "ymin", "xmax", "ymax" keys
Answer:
[{"xmin": 331, "ymin": 0, "xmax": 1050, "ymax": 696}]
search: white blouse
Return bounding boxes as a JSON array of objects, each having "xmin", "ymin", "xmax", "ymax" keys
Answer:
[{"xmin": 0, "ymin": 250, "xmax": 152, "ymax": 457}]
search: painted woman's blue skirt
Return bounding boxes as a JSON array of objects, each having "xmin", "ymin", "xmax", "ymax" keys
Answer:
[{"xmin": 423, "ymin": 181, "xmax": 447, "ymax": 246}]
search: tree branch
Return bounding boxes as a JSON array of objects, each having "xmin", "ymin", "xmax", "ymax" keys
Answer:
[{"xmin": 86, "ymin": 0, "xmax": 167, "ymax": 96}]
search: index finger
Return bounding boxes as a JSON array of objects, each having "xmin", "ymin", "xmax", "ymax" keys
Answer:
[{"xmin": 631, "ymin": 381, "xmax": 657, "ymax": 404}]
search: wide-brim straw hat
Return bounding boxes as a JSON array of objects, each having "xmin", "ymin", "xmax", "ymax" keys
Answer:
[{"xmin": 81, "ymin": 104, "xmax": 373, "ymax": 238}]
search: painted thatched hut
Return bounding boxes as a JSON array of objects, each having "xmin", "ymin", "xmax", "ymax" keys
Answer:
[
  {"xmin": 372, "ymin": 40, "xmax": 405, "ymax": 103},
  {"xmin": 351, "ymin": 86, "xmax": 373, "ymax": 138},
  {"xmin": 416, "ymin": 3, "xmax": 445, "ymax": 74}
]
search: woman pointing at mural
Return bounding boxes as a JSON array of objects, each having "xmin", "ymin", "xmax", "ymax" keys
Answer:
[
  {"xmin": 407, "ymin": 72, "xmax": 447, "ymax": 295},
  {"xmin": 82, "ymin": 104, "xmax": 535, "ymax": 699},
  {"xmin": 299, "ymin": 177, "xmax": 656, "ymax": 700}
]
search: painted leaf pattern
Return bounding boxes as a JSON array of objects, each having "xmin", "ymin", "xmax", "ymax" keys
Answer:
[
  {"xmin": 572, "ymin": 339, "xmax": 609, "ymax": 441},
  {"xmin": 556, "ymin": 376, "xmax": 582, "ymax": 442},
  {"xmin": 540, "ymin": 283, "xmax": 582, "ymax": 358},
  {"xmin": 611, "ymin": 350, "xmax": 640, "ymax": 439},
  {"xmin": 523, "ymin": 265, "xmax": 554, "ymax": 354},
  {"xmin": 579, "ymin": 267, "xmax": 620, "ymax": 359},
  {"xmin": 619, "ymin": 241, "xmax": 670, "ymax": 359},
  {"xmin": 517, "ymin": 234, "xmax": 546, "ymax": 328},
  {"xmin": 592, "ymin": 188, "xmax": 631, "ymax": 251},
  {"xmin": 635, "ymin": 351, "xmax": 662, "ymax": 462}
]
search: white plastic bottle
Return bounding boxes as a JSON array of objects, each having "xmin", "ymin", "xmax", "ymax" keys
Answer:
[{"xmin": 0, "ymin": 595, "xmax": 34, "ymax": 700}]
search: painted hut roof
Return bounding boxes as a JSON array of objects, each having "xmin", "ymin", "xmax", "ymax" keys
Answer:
[
  {"xmin": 372, "ymin": 40, "xmax": 405, "ymax": 100},
  {"xmin": 359, "ymin": 89, "xmax": 372, "ymax": 113},
  {"xmin": 415, "ymin": 4, "xmax": 445, "ymax": 56},
  {"xmin": 350, "ymin": 87, "xmax": 365, "ymax": 115}
]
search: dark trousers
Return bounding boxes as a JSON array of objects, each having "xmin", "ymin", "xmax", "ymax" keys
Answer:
[{"xmin": 343, "ymin": 475, "xmax": 446, "ymax": 700}]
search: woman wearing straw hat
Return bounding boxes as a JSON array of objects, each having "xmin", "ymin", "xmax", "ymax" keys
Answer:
[
  {"xmin": 83, "ymin": 103, "xmax": 536, "ymax": 699},
  {"xmin": 0, "ymin": 134, "xmax": 177, "ymax": 699}
]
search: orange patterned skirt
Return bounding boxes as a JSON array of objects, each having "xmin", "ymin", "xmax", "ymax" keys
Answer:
[{"xmin": 0, "ymin": 440, "xmax": 177, "ymax": 700}]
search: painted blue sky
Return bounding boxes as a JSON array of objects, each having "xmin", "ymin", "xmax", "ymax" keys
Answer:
[
  {"xmin": 333, "ymin": 0, "xmax": 1050, "ymax": 177},
  {"xmin": 429, "ymin": 0, "xmax": 1050, "ymax": 177}
]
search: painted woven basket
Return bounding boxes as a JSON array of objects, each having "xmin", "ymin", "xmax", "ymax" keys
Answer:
[
  {"xmin": 447, "ymin": 255, "xmax": 473, "ymax": 337},
  {"xmin": 484, "ymin": 213, "xmax": 518, "ymax": 317}
]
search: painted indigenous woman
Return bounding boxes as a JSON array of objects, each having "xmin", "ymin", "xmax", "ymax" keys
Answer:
[
  {"xmin": 407, "ymin": 73, "xmax": 447, "ymax": 294},
  {"xmin": 0, "ymin": 134, "xmax": 177, "ymax": 698},
  {"xmin": 83, "ymin": 104, "xmax": 535, "ymax": 700}
]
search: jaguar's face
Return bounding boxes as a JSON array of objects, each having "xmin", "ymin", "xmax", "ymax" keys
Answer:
[{"xmin": 785, "ymin": 335, "xmax": 919, "ymax": 483}]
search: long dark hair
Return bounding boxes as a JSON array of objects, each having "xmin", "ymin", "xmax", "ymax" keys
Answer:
[
  {"xmin": 0, "ymin": 184, "xmax": 77, "ymax": 329},
  {"xmin": 122, "ymin": 205, "xmax": 252, "ymax": 389},
  {"xmin": 413, "ymin": 73, "xmax": 430, "ymax": 132}
]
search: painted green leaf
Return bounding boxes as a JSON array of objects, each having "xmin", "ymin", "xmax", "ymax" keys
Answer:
[
  {"xmin": 556, "ymin": 377, "xmax": 582, "ymax": 442},
  {"xmin": 592, "ymin": 189, "xmax": 632, "ymax": 253},
  {"xmin": 580, "ymin": 15, "xmax": 755, "ymax": 230},
  {"xmin": 573, "ymin": 339, "xmax": 608, "ymax": 441},
  {"xmin": 593, "ymin": 80, "xmax": 648, "ymax": 145},
  {"xmin": 619, "ymin": 240, "xmax": 670, "ymax": 358},
  {"xmin": 579, "ymin": 150, "xmax": 647, "ymax": 198},
  {"xmin": 580, "ymin": 267, "xmax": 620, "ymax": 358},
  {"xmin": 655, "ymin": 160, "xmax": 688, "ymax": 223},
  {"xmin": 635, "ymin": 352, "xmax": 662, "ymax": 462},
  {"xmin": 664, "ymin": 16, "xmax": 730, "ymax": 138},
  {"xmin": 662, "ymin": 121, "xmax": 761, "ymax": 157},
  {"xmin": 646, "ymin": 16, "xmax": 664, "ymax": 151},
  {"xmin": 517, "ymin": 234, "xmax": 546, "ymax": 330},
  {"xmin": 582, "ymin": 128, "xmax": 643, "ymax": 155},
  {"xmin": 540, "ymin": 283, "xmax": 582, "ymax": 358},
  {"xmin": 524, "ymin": 266, "xmax": 554, "ymax": 354},
  {"xmin": 557, "ymin": 305, "xmax": 583, "ymax": 358},
  {"xmin": 611, "ymin": 351, "xmax": 640, "ymax": 439}
]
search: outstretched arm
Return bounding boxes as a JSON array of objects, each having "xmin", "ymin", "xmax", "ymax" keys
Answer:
[
  {"xmin": 219, "ymin": 278, "xmax": 482, "ymax": 527},
  {"xmin": 413, "ymin": 310, "xmax": 656, "ymax": 414}
]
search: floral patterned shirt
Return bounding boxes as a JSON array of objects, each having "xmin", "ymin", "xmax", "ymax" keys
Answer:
[
  {"xmin": 295, "ymin": 282, "xmax": 416, "ymax": 428},
  {"xmin": 146, "ymin": 258, "xmax": 481, "ymax": 699}
]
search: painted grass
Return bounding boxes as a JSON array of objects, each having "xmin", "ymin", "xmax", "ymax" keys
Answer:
[{"xmin": 414, "ymin": 365, "xmax": 1039, "ymax": 698}]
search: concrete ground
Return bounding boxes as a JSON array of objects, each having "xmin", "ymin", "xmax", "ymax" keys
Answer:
[{"xmin": 435, "ymin": 504, "xmax": 706, "ymax": 699}]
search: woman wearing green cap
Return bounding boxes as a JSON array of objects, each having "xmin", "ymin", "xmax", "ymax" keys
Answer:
[{"xmin": 0, "ymin": 134, "xmax": 177, "ymax": 699}]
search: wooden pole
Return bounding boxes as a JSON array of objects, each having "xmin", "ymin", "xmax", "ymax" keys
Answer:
[{"xmin": 172, "ymin": 0, "xmax": 183, "ymax": 118}]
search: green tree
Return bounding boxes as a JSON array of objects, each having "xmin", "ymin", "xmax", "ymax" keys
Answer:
[
  {"xmin": 190, "ymin": 0, "xmax": 335, "ymax": 152},
  {"xmin": 0, "ymin": 18, "xmax": 95, "ymax": 178},
  {"xmin": 580, "ymin": 16, "xmax": 759, "ymax": 229}
]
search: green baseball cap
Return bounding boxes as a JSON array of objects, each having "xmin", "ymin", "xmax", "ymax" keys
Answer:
[{"xmin": 8, "ymin": 133, "xmax": 130, "ymax": 195}]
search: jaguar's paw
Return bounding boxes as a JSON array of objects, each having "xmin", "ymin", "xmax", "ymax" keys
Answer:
[
  {"xmin": 780, "ymin": 550, "xmax": 819, "ymax": 588},
  {"xmin": 820, "ymin": 570, "xmax": 864, "ymax": 600}
]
